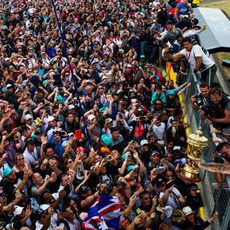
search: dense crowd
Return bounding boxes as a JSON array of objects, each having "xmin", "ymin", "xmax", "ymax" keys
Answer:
[{"xmin": 0, "ymin": 0, "xmax": 227, "ymax": 229}]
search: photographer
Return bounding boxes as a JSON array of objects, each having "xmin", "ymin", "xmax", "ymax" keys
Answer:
[{"xmin": 191, "ymin": 82, "xmax": 209, "ymax": 112}]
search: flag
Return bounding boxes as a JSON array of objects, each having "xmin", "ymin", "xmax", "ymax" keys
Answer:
[{"xmin": 82, "ymin": 195, "xmax": 121, "ymax": 230}]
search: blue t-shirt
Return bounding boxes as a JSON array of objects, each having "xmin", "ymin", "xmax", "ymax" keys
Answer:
[{"xmin": 176, "ymin": 3, "xmax": 190, "ymax": 17}]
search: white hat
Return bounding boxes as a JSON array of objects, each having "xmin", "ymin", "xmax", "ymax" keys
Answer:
[
  {"xmin": 47, "ymin": 116, "xmax": 55, "ymax": 123},
  {"xmin": 6, "ymin": 84, "xmax": 13, "ymax": 88},
  {"xmin": 25, "ymin": 114, "xmax": 33, "ymax": 120},
  {"xmin": 40, "ymin": 204, "xmax": 50, "ymax": 211},
  {"xmin": 88, "ymin": 114, "xmax": 95, "ymax": 121},
  {"xmin": 140, "ymin": 139, "xmax": 148, "ymax": 146},
  {"xmin": 182, "ymin": 206, "xmax": 194, "ymax": 216},
  {"xmin": 164, "ymin": 206, "xmax": 173, "ymax": 218},
  {"xmin": 131, "ymin": 99, "xmax": 138, "ymax": 103},
  {"xmin": 13, "ymin": 206, "xmax": 24, "ymax": 217},
  {"xmin": 105, "ymin": 118, "xmax": 113, "ymax": 123},
  {"xmin": 68, "ymin": 104, "xmax": 75, "ymax": 110},
  {"xmin": 62, "ymin": 140, "xmax": 69, "ymax": 148},
  {"xmin": 173, "ymin": 146, "xmax": 181, "ymax": 151}
]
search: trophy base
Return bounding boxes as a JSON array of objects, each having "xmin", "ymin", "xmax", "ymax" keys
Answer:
[{"xmin": 182, "ymin": 165, "xmax": 200, "ymax": 180}]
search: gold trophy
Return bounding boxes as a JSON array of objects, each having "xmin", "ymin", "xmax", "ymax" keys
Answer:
[{"xmin": 182, "ymin": 130, "xmax": 208, "ymax": 180}]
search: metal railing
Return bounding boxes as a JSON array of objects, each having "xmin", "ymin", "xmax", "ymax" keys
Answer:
[{"xmin": 182, "ymin": 70, "xmax": 230, "ymax": 230}]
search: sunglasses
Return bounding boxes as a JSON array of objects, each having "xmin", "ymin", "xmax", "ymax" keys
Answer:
[{"xmin": 143, "ymin": 197, "xmax": 152, "ymax": 201}]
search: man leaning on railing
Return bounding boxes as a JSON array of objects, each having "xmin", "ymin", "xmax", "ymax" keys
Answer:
[{"xmin": 167, "ymin": 37, "xmax": 217, "ymax": 85}]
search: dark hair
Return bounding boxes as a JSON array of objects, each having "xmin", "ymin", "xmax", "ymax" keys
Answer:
[
  {"xmin": 200, "ymin": 82, "xmax": 209, "ymax": 89},
  {"xmin": 139, "ymin": 191, "xmax": 150, "ymax": 199},
  {"xmin": 111, "ymin": 126, "xmax": 119, "ymax": 133},
  {"xmin": 182, "ymin": 37, "xmax": 192, "ymax": 45},
  {"xmin": 216, "ymin": 142, "xmax": 230, "ymax": 152},
  {"xmin": 209, "ymin": 87, "xmax": 222, "ymax": 97}
]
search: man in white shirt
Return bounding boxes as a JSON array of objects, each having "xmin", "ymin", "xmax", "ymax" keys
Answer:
[{"xmin": 170, "ymin": 37, "xmax": 217, "ymax": 85}]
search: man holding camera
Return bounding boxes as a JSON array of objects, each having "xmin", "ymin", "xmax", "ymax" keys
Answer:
[{"xmin": 191, "ymin": 82, "xmax": 209, "ymax": 112}]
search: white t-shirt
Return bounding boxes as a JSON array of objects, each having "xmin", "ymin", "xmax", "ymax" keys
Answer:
[
  {"xmin": 159, "ymin": 187, "xmax": 182, "ymax": 209},
  {"xmin": 59, "ymin": 219, "xmax": 81, "ymax": 230},
  {"xmin": 179, "ymin": 44, "xmax": 214, "ymax": 70},
  {"xmin": 152, "ymin": 122, "xmax": 165, "ymax": 140}
]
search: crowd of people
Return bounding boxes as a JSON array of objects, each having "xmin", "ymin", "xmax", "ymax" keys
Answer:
[{"xmin": 0, "ymin": 0, "xmax": 227, "ymax": 229}]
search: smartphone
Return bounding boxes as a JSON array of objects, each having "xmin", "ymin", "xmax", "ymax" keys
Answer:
[{"xmin": 75, "ymin": 129, "xmax": 82, "ymax": 140}]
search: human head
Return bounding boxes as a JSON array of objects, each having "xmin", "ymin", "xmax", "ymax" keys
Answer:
[
  {"xmin": 140, "ymin": 191, "xmax": 152, "ymax": 206},
  {"xmin": 182, "ymin": 37, "xmax": 193, "ymax": 51},
  {"xmin": 209, "ymin": 87, "xmax": 222, "ymax": 105},
  {"xmin": 111, "ymin": 127, "xmax": 120, "ymax": 141},
  {"xmin": 200, "ymin": 82, "xmax": 209, "ymax": 98},
  {"xmin": 216, "ymin": 142, "xmax": 230, "ymax": 157}
]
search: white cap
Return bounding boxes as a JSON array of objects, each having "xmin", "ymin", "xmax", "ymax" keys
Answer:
[
  {"xmin": 182, "ymin": 206, "xmax": 193, "ymax": 216},
  {"xmin": 13, "ymin": 206, "xmax": 24, "ymax": 217},
  {"xmin": 88, "ymin": 114, "xmax": 95, "ymax": 121},
  {"xmin": 6, "ymin": 84, "xmax": 13, "ymax": 88},
  {"xmin": 68, "ymin": 104, "xmax": 75, "ymax": 110},
  {"xmin": 164, "ymin": 206, "xmax": 173, "ymax": 218},
  {"xmin": 40, "ymin": 204, "xmax": 50, "ymax": 211},
  {"xmin": 126, "ymin": 64, "xmax": 132, "ymax": 68},
  {"xmin": 140, "ymin": 139, "xmax": 148, "ymax": 146},
  {"xmin": 47, "ymin": 116, "xmax": 55, "ymax": 123},
  {"xmin": 25, "ymin": 114, "xmax": 33, "ymax": 120},
  {"xmin": 105, "ymin": 118, "xmax": 113, "ymax": 123},
  {"xmin": 131, "ymin": 99, "xmax": 138, "ymax": 103},
  {"xmin": 173, "ymin": 146, "xmax": 181, "ymax": 151},
  {"xmin": 62, "ymin": 140, "xmax": 69, "ymax": 148}
]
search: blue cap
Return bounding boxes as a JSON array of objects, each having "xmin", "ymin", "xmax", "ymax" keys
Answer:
[
  {"xmin": 3, "ymin": 166, "xmax": 13, "ymax": 177},
  {"xmin": 101, "ymin": 134, "xmax": 112, "ymax": 146},
  {"xmin": 167, "ymin": 90, "xmax": 175, "ymax": 95},
  {"xmin": 127, "ymin": 165, "xmax": 135, "ymax": 172},
  {"xmin": 2, "ymin": 88, "xmax": 7, "ymax": 93}
]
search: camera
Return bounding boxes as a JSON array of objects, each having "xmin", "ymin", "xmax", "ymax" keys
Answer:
[{"xmin": 194, "ymin": 94, "xmax": 204, "ymax": 108}]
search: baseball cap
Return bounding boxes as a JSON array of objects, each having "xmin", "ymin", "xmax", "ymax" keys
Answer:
[
  {"xmin": 100, "ymin": 147, "xmax": 111, "ymax": 154},
  {"xmin": 1, "ymin": 88, "xmax": 7, "ymax": 93},
  {"xmin": 151, "ymin": 151, "xmax": 160, "ymax": 156},
  {"xmin": 127, "ymin": 165, "xmax": 135, "ymax": 172},
  {"xmin": 13, "ymin": 206, "xmax": 24, "ymax": 217},
  {"xmin": 88, "ymin": 114, "xmax": 95, "ymax": 121},
  {"xmin": 79, "ymin": 185, "xmax": 90, "ymax": 193},
  {"xmin": 25, "ymin": 114, "xmax": 33, "ymax": 120},
  {"xmin": 47, "ymin": 116, "xmax": 55, "ymax": 123},
  {"xmin": 6, "ymin": 84, "xmax": 13, "ymax": 88},
  {"xmin": 68, "ymin": 104, "xmax": 75, "ymax": 110},
  {"xmin": 164, "ymin": 206, "xmax": 173, "ymax": 218},
  {"xmin": 182, "ymin": 206, "xmax": 194, "ymax": 216},
  {"xmin": 62, "ymin": 140, "xmax": 69, "ymax": 148},
  {"xmin": 3, "ymin": 166, "xmax": 13, "ymax": 177},
  {"xmin": 189, "ymin": 184, "xmax": 199, "ymax": 190},
  {"xmin": 167, "ymin": 90, "xmax": 175, "ymax": 95},
  {"xmin": 140, "ymin": 139, "xmax": 148, "ymax": 146},
  {"xmin": 166, "ymin": 20, "xmax": 174, "ymax": 25},
  {"xmin": 105, "ymin": 118, "xmax": 113, "ymax": 123},
  {"xmin": 36, "ymin": 208, "xmax": 45, "ymax": 219},
  {"xmin": 101, "ymin": 134, "xmax": 113, "ymax": 146}
]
